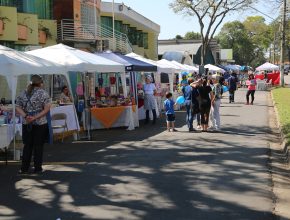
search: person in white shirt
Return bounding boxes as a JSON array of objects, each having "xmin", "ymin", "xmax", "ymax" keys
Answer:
[{"xmin": 143, "ymin": 75, "xmax": 157, "ymax": 124}]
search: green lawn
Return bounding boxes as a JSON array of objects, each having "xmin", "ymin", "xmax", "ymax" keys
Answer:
[{"xmin": 272, "ymin": 87, "xmax": 290, "ymax": 145}]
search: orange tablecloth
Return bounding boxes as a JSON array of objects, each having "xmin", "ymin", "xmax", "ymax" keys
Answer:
[{"xmin": 91, "ymin": 106, "xmax": 126, "ymax": 128}]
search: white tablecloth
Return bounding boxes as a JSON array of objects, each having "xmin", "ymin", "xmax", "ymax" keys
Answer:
[
  {"xmin": 256, "ymin": 80, "xmax": 266, "ymax": 91},
  {"xmin": 0, "ymin": 124, "xmax": 22, "ymax": 150},
  {"xmin": 50, "ymin": 105, "xmax": 80, "ymax": 133},
  {"xmin": 88, "ymin": 106, "xmax": 139, "ymax": 130}
]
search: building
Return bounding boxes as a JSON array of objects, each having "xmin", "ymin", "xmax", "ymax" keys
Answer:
[
  {"xmin": 100, "ymin": 1, "xmax": 160, "ymax": 60},
  {"xmin": 158, "ymin": 39, "xmax": 220, "ymax": 65},
  {"xmin": 0, "ymin": 0, "xmax": 160, "ymax": 59},
  {"xmin": 0, "ymin": 0, "xmax": 160, "ymax": 98}
]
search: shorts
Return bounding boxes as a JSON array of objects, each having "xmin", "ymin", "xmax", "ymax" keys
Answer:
[{"xmin": 166, "ymin": 114, "xmax": 175, "ymax": 122}]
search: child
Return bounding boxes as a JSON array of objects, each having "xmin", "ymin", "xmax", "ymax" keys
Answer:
[{"xmin": 164, "ymin": 92, "xmax": 177, "ymax": 132}]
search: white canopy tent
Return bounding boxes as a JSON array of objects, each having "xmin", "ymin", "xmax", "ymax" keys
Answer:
[
  {"xmin": 256, "ymin": 62, "xmax": 279, "ymax": 71},
  {"xmin": 126, "ymin": 53, "xmax": 176, "ymax": 92},
  {"xmin": 183, "ymin": 64, "xmax": 199, "ymax": 72},
  {"xmin": 171, "ymin": 61, "xmax": 193, "ymax": 72},
  {"xmin": 27, "ymin": 44, "xmax": 127, "ymax": 97},
  {"xmin": 0, "ymin": 45, "xmax": 68, "ymax": 159},
  {"xmin": 204, "ymin": 64, "xmax": 225, "ymax": 73}
]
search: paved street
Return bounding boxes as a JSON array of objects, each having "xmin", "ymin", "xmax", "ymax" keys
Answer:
[{"xmin": 0, "ymin": 89, "xmax": 278, "ymax": 220}]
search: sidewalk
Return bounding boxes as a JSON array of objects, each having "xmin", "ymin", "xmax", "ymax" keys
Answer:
[{"xmin": 0, "ymin": 88, "xmax": 288, "ymax": 220}]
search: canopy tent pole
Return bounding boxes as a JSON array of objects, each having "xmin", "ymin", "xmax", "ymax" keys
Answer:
[{"xmin": 120, "ymin": 71, "xmax": 127, "ymax": 97}]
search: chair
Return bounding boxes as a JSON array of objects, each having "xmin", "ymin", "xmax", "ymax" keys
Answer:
[
  {"xmin": 265, "ymin": 79, "xmax": 272, "ymax": 90},
  {"xmin": 51, "ymin": 113, "xmax": 68, "ymax": 142}
]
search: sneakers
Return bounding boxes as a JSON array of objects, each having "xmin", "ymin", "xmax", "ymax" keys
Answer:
[{"xmin": 172, "ymin": 129, "xmax": 178, "ymax": 132}]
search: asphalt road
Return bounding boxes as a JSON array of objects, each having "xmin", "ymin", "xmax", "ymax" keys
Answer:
[{"xmin": 0, "ymin": 89, "xmax": 276, "ymax": 220}]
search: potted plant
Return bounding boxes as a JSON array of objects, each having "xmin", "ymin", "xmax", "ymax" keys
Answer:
[
  {"xmin": 38, "ymin": 26, "xmax": 52, "ymax": 44},
  {"xmin": 17, "ymin": 17, "xmax": 33, "ymax": 40}
]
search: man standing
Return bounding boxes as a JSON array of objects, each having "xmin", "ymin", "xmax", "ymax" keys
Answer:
[
  {"xmin": 228, "ymin": 72, "xmax": 238, "ymax": 103},
  {"xmin": 182, "ymin": 78, "xmax": 194, "ymax": 131}
]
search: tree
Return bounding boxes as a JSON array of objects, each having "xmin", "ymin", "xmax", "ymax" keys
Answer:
[
  {"xmin": 216, "ymin": 20, "xmax": 266, "ymax": 66},
  {"xmin": 184, "ymin": 31, "xmax": 201, "ymax": 40},
  {"xmin": 243, "ymin": 16, "xmax": 272, "ymax": 50},
  {"xmin": 175, "ymin": 34, "xmax": 183, "ymax": 39},
  {"xmin": 170, "ymin": 0, "xmax": 258, "ymax": 65}
]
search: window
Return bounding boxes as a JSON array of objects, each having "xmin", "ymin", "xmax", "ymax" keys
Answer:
[{"xmin": 143, "ymin": 32, "xmax": 148, "ymax": 49}]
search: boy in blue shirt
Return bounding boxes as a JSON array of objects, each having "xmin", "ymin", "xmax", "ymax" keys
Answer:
[{"xmin": 164, "ymin": 92, "xmax": 177, "ymax": 132}]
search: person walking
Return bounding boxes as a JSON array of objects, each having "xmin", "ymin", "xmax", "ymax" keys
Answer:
[
  {"xmin": 163, "ymin": 92, "xmax": 177, "ymax": 132},
  {"xmin": 16, "ymin": 75, "xmax": 51, "ymax": 174},
  {"xmin": 182, "ymin": 78, "xmax": 194, "ymax": 131},
  {"xmin": 246, "ymin": 73, "xmax": 257, "ymax": 105},
  {"xmin": 143, "ymin": 75, "xmax": 157, "ymax": 124},
  {"xmin": 228, "ymin": 72, "xmax": 238, "ymax": 103},
  {"xmin": 210, "ymin": 75, "xmax": 222, "ymax": 131},
  {"xmin": 198, "ymin": 77, "xmax": 213, "ymax": 132}
]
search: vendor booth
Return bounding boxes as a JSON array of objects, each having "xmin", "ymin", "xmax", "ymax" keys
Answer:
[
  {"xmin": 94, "ymin": 52, "xmax": 158, "ymax": 122},
  {"xmin": 126, "ymin": 53, "xmax": 177, "ymax": 113},
  {"xmin": 27, "ymin": 44, "xmax": 131, "ymax": 137},
  {"xmin": 0, "ymin": 45, "xmax": 68, "ymax": 161}
]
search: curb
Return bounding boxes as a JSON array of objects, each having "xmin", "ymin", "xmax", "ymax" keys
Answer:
[{"xmin": 270, "ymin": 90, "xmax": 289, "ymax": 161}]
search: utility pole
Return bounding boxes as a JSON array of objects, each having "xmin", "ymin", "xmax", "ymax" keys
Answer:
[{"xmin": 280, "ymin": 0, "xmax": 286, "ymax": 87}]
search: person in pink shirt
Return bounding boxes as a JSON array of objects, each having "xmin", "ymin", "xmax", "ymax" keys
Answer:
[{"xmin": 246, "ymin": 73, "xmax": 257, "ymax": 105}]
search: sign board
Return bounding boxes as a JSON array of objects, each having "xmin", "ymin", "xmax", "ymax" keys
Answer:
[{"xmin": 220, "ymin": 49, "xmax": 233, "ymax": 60}]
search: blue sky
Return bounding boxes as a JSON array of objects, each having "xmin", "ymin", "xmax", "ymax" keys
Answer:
[{"xmin": 113, "ymin": 0, "xmax": 280, "ymax": 39}]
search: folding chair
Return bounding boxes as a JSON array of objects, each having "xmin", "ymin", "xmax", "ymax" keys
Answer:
[{"xmin": 51, "ymin": 113, "xmax": 68, "ymax": 142}]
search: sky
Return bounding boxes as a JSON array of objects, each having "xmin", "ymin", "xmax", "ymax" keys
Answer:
[{"xmin": 113, "ymin": 0, "xmax": 280, "ymax": 40}]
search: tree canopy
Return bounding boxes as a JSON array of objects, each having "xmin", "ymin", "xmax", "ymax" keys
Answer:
[{"xmin": 170, "ymin": 0, "xmax": 258, "ymax": 65}]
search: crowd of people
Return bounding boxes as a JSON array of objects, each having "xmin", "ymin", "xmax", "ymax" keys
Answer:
[
  {"xmin": 14, "ymin": 71, "xmax": 257, "ymax": 175},
  {"xmin": 163, "ymin": 71, "xmax": 257, "ymax": 133}
]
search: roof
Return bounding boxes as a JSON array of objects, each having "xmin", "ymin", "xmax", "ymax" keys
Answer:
[
  {"xmin": 158, "ymin": 43, "xmax": 202, "ymax": 55},
  {"xmin": 95, "ymin": 52, "xmax": 157, "ymax": 72}
]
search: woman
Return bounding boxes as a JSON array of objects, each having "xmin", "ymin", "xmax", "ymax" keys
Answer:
[
  {"xmin": 143, "ymin": 75, "xmax": 157, "ymax": 124},
  {"xmin": 198, "ymin": 77, "xmax": 213, "ymax": 132},
  {"xmin": 210, "ymin": 75, "xmax": 222, "ymax": 131},
  {"xmin": 246, "ymin": 73, "xmax": 257, "ymax": 105},
  {"xmin": 59, "ymin": 85, "xmax": 72, "ymax": 103},
  {"xmin": 16, "ymin": 75, "xmax": 51, "ymax": 174}
]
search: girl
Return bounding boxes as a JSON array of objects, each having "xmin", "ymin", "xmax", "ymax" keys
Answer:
[{"xmin": 246, "ymin": 74, "xmax": 257, "ymax": 105}]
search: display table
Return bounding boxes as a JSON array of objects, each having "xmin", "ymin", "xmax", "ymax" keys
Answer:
[
  {"xmin": 50, "ymin": 104, "xmax": 80, "ymax": 133},
  {"xmin": 256, "ymin": 80, "xmax": 266, "ymax": 91},
  {"xmin": 0, "ymin": 124, "xmax": 22, "ymax": 164},
  {"xmin": 89, "ymin": 105, "xmax": 139, "ymax": 130}
]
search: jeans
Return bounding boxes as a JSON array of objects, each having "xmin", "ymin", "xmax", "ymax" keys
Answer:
[
  {"xmin": 229, "ymin": 89, "xmax": 235, "ymax": 102},
  {"xmin": 185, "ymin": 104, "xmax": 193, "ymax": 129}
]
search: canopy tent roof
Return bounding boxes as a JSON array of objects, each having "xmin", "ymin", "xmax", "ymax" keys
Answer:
[
  {"xmin": 26, "ymin": 44, "xmax": 125, "ymax": 73},
  {"xmin": 256, "ymin": 62, "xmax": 279, "ymax": 71},
  {"xmin": 157, "ymin": 59, "xmax": 184, "ymax": 72},
  {"xmin": 224, "ymin": 64, "xmax": 240, "ymax": 72},
  {"xmin": 95, "ymin": 51, "xmax": 157, "ymax": 72},
  {"xmin": 170, "ymin": 60, "xmax": 199, "ymax": 72},
  {"xmin": 204, "ymin": 64, "xmax": 225, "ymax": 73},
  {"xmin": 0, "ymin": 45, "xmax": 66, "ymax": 78},
  {"xmin": 183, "ymin": 64, "xmax": 199, "ymax": 72},
  {"xmin": 126, "ymin": 52, "xmax": 172, "ymax": 73}
]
